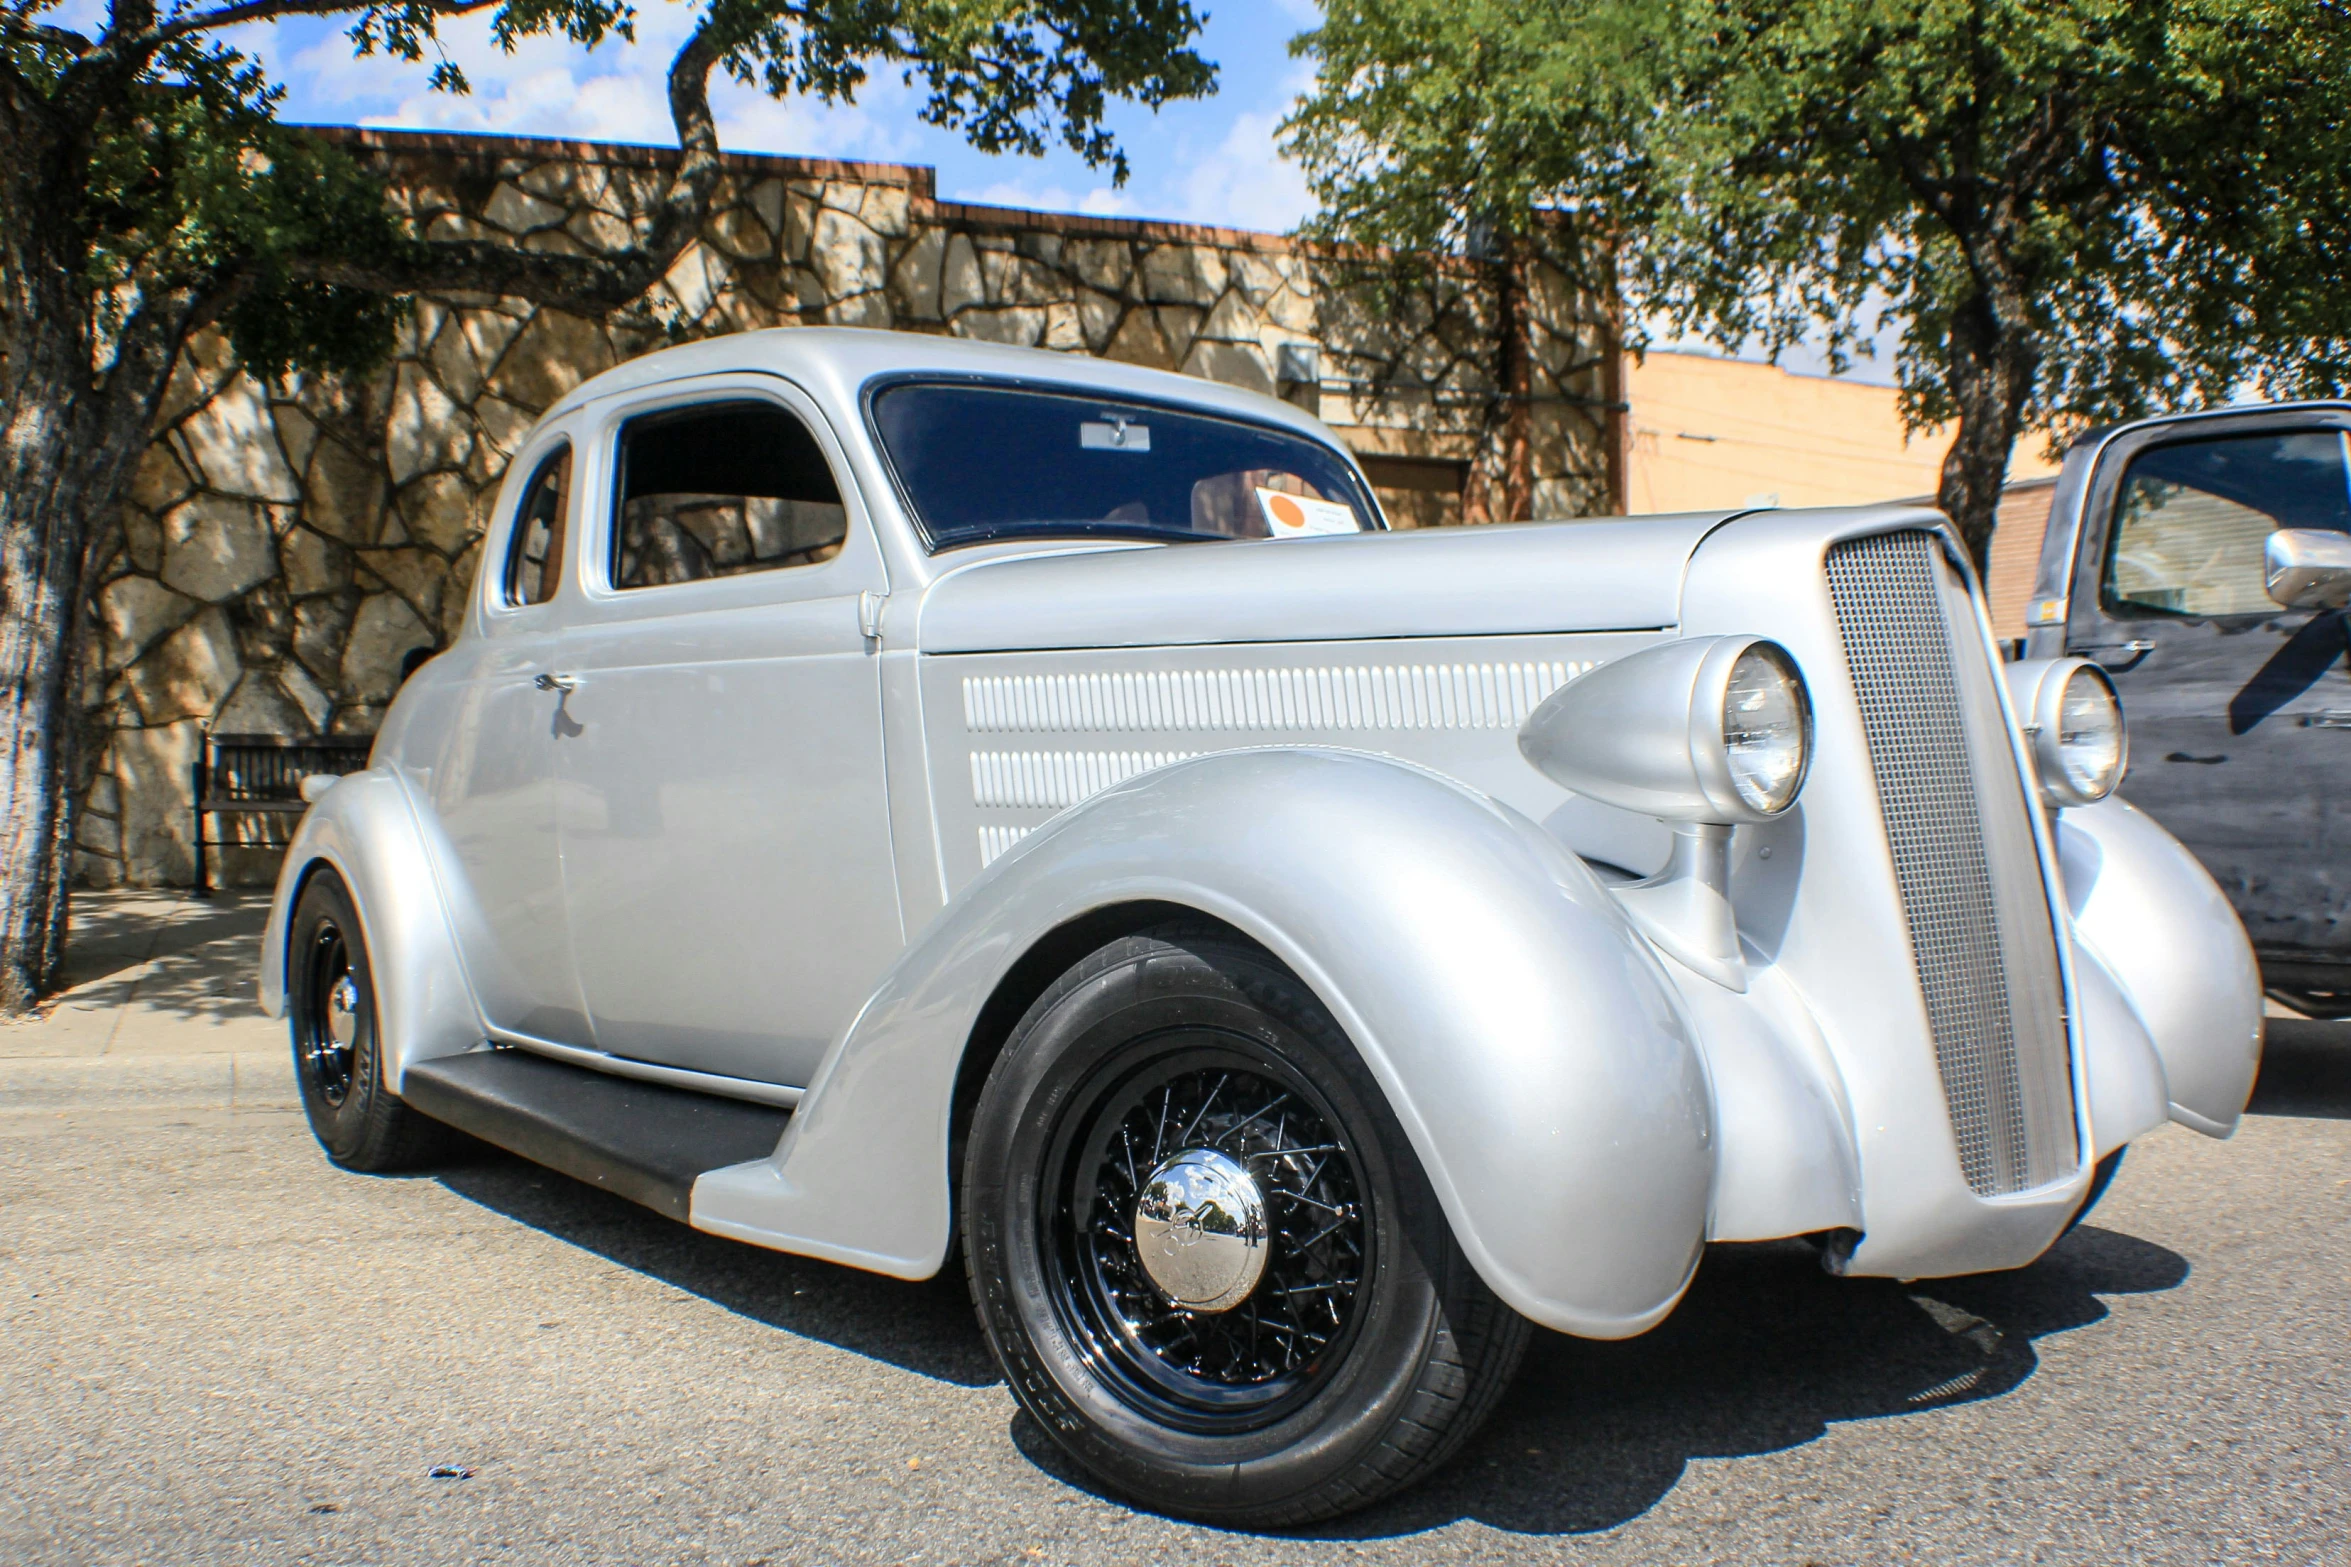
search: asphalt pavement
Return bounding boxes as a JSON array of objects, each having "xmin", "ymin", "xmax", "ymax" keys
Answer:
[{"xmin": 2, "ymin": 898, "xmax": 2346, "ymax": 1565}]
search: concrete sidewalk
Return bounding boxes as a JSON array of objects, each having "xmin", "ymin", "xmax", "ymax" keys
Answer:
[{"xmin": 0, "ymin": 890, "xmax": 294, "ymax": 1109}]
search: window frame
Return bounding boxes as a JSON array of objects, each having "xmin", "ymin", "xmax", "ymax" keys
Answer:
[
  {"xmin": 606, "ymin": 396, "xmax": 852, "ymax": 595},
  {"xmin": 857, "ymin": 370, "xmax": 1390, "ymax": 555},
  {"xmin": 576, "ymin": 379, "xmax": 878, "ymax": 616},
  {"xmin": 492, "ymin": 438, "xmax": 575, "ymax": 614},
  {"xmin": 2096, "ymin": 425, "xmax": 2351, "ymax": 622}
]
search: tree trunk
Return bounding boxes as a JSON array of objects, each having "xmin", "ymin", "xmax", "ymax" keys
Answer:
[
  {"xmin": 0, "ymin": 246, "xmax": 159, "ymax": 1013},
  {"xmin": 2, "ymin": 313, "xmax": 89, "ymax": 1009},
  {"xmin": 1935, "ymin": 286, "xmax": 2040, "ymax": 578},
  {"xmin": 1464, "ymin": 238, "xmax": 1534, "ymax": 524}
]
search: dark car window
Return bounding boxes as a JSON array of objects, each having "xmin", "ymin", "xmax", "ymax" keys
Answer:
[
  {"xmin": 2104, "ymin": 430, "xmax": 2351, "ymax": 616},
  {"xmin": 870, "ymin": 381, "xmax": 1381, "ymax": 551},
  {"xmin": 503, "ymin": 445, "xmax": 571, "ymax": 606},
  {"xmin": 612, "ymin": 401, "xmax": 848, "ymax": 591}
]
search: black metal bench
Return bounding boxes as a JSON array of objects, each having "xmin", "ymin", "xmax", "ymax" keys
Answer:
[{"xmin": 192, "ymin": 732, "xmax": 373, "ymax": 896}]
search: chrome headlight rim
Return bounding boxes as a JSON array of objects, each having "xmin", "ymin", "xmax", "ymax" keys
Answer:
[
  {"xmin": 1687, "ymin": 636, "xmax": 1814, "ymax": 822},
  {"xmin": 2024, "ymin": 657, "xmax": 2128, "ymax": 807}
]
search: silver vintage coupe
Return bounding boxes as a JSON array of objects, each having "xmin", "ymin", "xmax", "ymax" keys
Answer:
[{"xmin": 261, "ymin": 328, "xmax": 2262, "ymax": 1525}]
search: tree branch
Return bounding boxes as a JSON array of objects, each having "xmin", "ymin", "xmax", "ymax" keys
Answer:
[
  {"xmin": 148, "ymin": 0, "xmax": 496, "ymax": 52},
  {"xmin": 0, "ymin": 19, "xmax": 94, "ymax": 54}
]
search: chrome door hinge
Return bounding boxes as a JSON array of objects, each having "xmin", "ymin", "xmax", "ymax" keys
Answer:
[{"xmin": 858, "ymin": 589, "xmax": 888, "ymax": 644}]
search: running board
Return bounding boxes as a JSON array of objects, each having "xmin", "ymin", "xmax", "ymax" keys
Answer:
[{"xmin": 402, "ymin": 1049, "xmax": 794, "ymax": 1224}]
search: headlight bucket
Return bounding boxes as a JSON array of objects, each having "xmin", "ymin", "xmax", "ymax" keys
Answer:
[
  {"xmin": 1520, "ymin": 634, "xmax": 1814, "ymax": 824},
  {"xmin": 2004, "ymin": 656, "xmax": 2129, "ymax": 807}
]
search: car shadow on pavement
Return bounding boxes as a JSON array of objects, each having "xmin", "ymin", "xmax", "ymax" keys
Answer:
[
  {"xmin": 433, "ymin": 1147, "xmax": 1002, "ymax": 1388},
  {"xmin": 2249, "ymin": 1019, "xmax": 2351, "ymax": 1119},
  {"xmin": 1012, "ymin": 1223, "xmax": 2189, "ymax": 1540}
]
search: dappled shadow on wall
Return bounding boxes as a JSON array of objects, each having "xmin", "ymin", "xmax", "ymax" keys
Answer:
[{"xmin": 435, "ymin": 1147, "xmax": 1001, "ymax": 1389}]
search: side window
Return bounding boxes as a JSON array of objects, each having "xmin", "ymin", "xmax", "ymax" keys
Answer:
[
  {"xmin": 2104, "ymin": 430, "xmax": 2351, "ymax": 616},
  {"xmin": 503, "ymin": 446, "xmax": 571, "ymax": 606},
  {"xmin": 612, "ymin": 401, "xmax": 848, "ymax": 591}
]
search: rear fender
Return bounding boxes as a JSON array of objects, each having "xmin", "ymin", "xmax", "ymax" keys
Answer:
[
  {"xmin": 258, "ymin": 769, "xmax": 485, "ymax": 1092},
  {"xmin": 2056, "ymin": 796, "xmax": 2262, "ymax": 1137},
  {"xmin": 691, "ymin": 748, "xmax": 1716, "ymax": 1340}
]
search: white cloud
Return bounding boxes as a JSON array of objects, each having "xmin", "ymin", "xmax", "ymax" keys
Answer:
[
  {"xmin": 267, "ymin": 7, "xmax": 920, "ymax": 158},
  {"xmin": 1171, "ymin": 107, "xmax": 1314, "ymax": 232}
]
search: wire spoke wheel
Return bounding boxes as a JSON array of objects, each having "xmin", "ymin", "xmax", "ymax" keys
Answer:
[
  {"xmin": 1046, "ymin": 1039, "xmax": 1371, "ymax": 1433},
  {"xmin": 966, "ymin": 926, "xmax": 1530, "ymax": 1527}
]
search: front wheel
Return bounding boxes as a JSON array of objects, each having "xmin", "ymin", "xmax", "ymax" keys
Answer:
[
  {"xmin": 963, "ymin": 925, "xmax": 1529, "ymax": 1527},
  {"xmin": 288, "ymin": 867, "xmax": 446, "ymax": 1172}
]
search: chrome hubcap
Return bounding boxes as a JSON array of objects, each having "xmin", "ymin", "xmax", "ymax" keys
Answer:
[
  {"xmin": 1132, "ymin": 1148, "xmax": 1270, "ymax": 1312},
  {"xmin": 326, "ymin": 976, "xmax": 360, "ymax": 1049}
]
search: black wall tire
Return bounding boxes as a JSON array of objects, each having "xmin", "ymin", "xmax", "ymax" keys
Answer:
[
  {"xmin": 963, "ymin": 924, "xmax": 1531, "ymax": 1527},
  {"xmin": 288, "ymin": 867, "xmax": 446, "ymax": 1173}
]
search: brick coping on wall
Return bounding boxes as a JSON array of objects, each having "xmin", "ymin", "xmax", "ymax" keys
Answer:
[{"xmin": 300, "ymin": 125, "xmax": 1307, "ymax": 255}]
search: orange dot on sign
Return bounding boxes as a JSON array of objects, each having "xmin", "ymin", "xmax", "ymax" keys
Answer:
[{"xmin": 1268, "ymin": 493, "xmax": 1305, "ymax": 528}]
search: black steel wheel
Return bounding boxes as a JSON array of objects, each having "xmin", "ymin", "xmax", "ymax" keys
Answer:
[
  {"xmin": 287, "ymin": 867, "xmax": 446, "ymax": 1172},
  {"xmin": 964, "ymin": 924, "xmax": 1530, "ymax": 1528}
]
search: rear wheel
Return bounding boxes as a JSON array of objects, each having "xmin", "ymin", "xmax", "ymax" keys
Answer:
[
  {"xmin": 288, "ymin": 868, "xmax": 445, "ymax": 1172},
  {"xmin": 963, "ymin": 925, "xmax": 1529, "ymax": 1527}
]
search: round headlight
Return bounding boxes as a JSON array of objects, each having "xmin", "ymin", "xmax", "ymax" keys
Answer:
[
  {"xmin": 2051, "ymin": 664, "xmax": 2126, "ymax": 802},
  {"xmin": 1721, "ymin": 641, "xmax": 1813, "ymax": 815},
  {"xmin": 2006, "ymin": 656, "xmax": 2128, "ymax": 807}
]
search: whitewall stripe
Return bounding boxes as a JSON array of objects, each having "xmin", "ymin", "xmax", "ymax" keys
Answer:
[{"xmin": 961, "ymin": 661, "xmax": 1596, "ymax": 736}]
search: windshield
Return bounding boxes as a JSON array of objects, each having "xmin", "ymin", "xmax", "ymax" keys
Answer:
[{"xmin": 870, "ymin": 381, "xmax": 1384, "ymax": 551}]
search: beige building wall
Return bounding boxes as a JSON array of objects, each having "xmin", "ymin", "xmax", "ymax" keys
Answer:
[{"xmin": 1624, "ymin": 350, "xmax": 2061, "ymax": 514}]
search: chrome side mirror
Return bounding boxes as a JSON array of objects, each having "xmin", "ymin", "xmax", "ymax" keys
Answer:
[{"xmin": 2264, "ymin": 528, "xmax": 2351, "ymax": 611}]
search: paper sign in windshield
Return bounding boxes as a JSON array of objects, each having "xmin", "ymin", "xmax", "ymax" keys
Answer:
[{"xmin": 1256, "ymin": 487, "xmax": 1360, "ymax": 537}]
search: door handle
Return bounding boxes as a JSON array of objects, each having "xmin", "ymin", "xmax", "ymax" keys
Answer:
[
  {"xmin": 2304, "ymin": 710, "xmax": 2351, "ymax": 729},
  {"xmin": 533, "ymin": 672, "xmax": 577, "ymax": 692},
  {"xmin": 2074, "ymin": 639, "xmax": 2155, "ymax": 670}
]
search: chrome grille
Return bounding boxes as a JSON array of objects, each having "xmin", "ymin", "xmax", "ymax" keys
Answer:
[{"xmin": 1826, "ymin": 531, "xmax": 2076, "ymax": 1196}]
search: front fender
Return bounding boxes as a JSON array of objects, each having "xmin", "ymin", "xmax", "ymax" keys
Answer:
[
  {"xmin": 258, "ymin": 768, "xmax": 484, "ymax": 1092},
  {"xmin": 691, "ymin": 748, "xmax": 1715, "ymax": 1339},
  {"xmin": 2057, "ymin": 796, "xmax": 2262, "ymax": 1137}
]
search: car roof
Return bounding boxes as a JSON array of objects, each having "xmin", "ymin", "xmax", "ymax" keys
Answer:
[{"xmin": 540, "ymin": 326, "xmax": 1343, "ymax": 446}]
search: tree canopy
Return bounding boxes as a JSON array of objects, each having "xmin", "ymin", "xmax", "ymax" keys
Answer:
[
  {"xmin": 5, "ymin": 0, "xmax": 1215, "ymax": 380},
  {"xmin": 1286, "ymin": 0, "xmax": 2351, "ymax": 562},
  {"xmin": 0, "ymin": 0, "xmax": 1213, "ymax": 1011}
]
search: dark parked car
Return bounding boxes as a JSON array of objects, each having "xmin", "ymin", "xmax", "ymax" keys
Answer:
[{"xmin": 2026, "ymin": 401, "xmax": 2351, "ymax": 1016}]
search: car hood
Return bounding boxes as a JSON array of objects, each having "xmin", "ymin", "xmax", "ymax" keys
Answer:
[{"xmin": 913, "ymin": 512, "xmax": 1738, "ymax": 653}]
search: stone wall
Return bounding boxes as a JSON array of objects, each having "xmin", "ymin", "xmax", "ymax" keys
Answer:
[{"xmin": 76, "ymin": 128, "xmax": 1623, "ymax": 889}]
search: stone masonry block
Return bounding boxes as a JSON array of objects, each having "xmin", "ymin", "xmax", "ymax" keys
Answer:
[
  {"xmin": 176, "ymin": 378, "xmax": 302, "ymax": 502},
  {"xmin": 125, "ymin": 607, "xmax": 240, "ymax": 726},
  {"xmin": 386, "ymin": 363, "xmax": 471, "ymax": 485},
  {"xmin": 160, "ymin": 494, "xmax": 277, "ymax": 604}
]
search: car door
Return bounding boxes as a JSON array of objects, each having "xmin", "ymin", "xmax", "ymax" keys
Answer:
[
  {"xmin": 2062, "ymin": 412, "xmax": 2351, "ymax": 977},
  {"xmin": 425, "ymin": 433, "xmax": 594, "ymax": 1042},
  {"xmin": 549, "ymin": 377, "xmax": 903, "ymax": 1087}
]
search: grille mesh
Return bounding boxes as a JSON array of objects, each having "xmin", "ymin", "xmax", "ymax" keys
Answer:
[{"xmin": 1826, "ymin": 531, "xmax": 2074, "ymax": 1196}]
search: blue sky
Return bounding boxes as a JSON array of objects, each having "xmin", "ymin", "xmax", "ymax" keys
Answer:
[{"xmin": 209, "ymin": 2, "xmax": 1324, "ymax": 234}]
